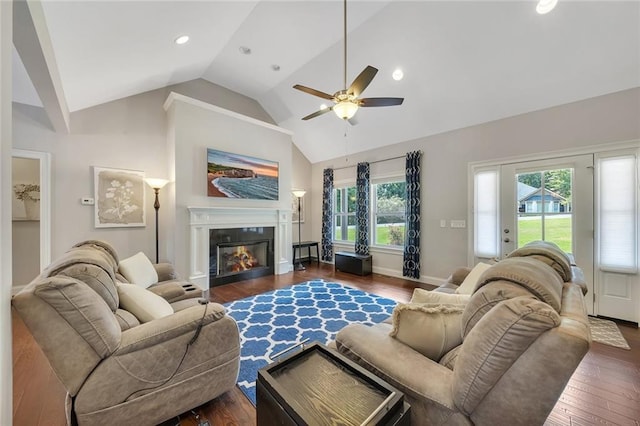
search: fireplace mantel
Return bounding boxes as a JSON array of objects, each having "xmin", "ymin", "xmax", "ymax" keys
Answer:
[{"xmin": 188, "ymin": 206, "xmax": 292, "ymax": 288}]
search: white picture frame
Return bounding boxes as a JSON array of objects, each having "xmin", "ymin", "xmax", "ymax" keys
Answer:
[{"xmin": 94, "ymin": 166, "xmax": 145, "ymax": 228}]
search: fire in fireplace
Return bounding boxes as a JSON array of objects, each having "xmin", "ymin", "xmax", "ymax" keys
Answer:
[
  {"xmin": 210, "ymin": 227, "xmax": 275, "ymax": 287},
  {"xmin": 218, "ymin": 242, "xmax": 267, "ymax": 274}
]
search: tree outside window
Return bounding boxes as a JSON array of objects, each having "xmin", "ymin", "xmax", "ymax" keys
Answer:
[{"xmin": 333, "ymin": 180, "xmax": 406, "ymax": 247}]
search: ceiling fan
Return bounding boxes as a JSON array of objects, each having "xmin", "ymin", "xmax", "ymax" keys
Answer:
[{"xmin": 293, "ymin": 0, "xmax": 404, "ymax": 123}]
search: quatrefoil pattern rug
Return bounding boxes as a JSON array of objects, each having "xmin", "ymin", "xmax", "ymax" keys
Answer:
[{"xmin": 223, "ymin": 279, "xmax": 397, "ymax": 405}]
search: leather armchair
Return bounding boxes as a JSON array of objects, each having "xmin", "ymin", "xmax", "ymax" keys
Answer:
[{"xmin": 12, "ymin": 241, "xmax": 240, "ymax": 426}]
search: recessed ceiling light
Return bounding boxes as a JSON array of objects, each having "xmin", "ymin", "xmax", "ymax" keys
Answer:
[
  {"xmin": 239, "ymin": 46, "xmax": 252, "ymax": 55},
  {"xmin": 272, "ymin": 64, "xmax": 281, "ymax": 71},
  {"xmin": 536, "ymin": 0, "xmax": 558, "ymax": 14},
  {"xmin": 174, "ymin": 35, "xmax": 189, "ymax": 45},
  {"xmin": 392, "ymin": 69, "xmax": 404, "ymax": 81}
]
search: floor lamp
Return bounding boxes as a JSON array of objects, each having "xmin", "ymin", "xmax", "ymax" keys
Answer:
[
  {"xmin": 144, "ymin": 178, "xmax": 170, "ymax": 264},
  {"xmin": 292, "ymin": 189, "xmax": 306, "ymax": 271}
]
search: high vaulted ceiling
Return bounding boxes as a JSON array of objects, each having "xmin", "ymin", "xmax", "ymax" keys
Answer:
[{"xmin": 12, "ymin": 1, "xmax": 640, "ymax": 163}]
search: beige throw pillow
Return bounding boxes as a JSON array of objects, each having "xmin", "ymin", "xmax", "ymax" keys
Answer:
[
  {"xmin": 390, "ymin": 303, "xmax": 465, "ymax": 361},
  {"xmin": 411, "ymin": 288, "xmax": 471, "ymax": 305},
  {"xmin": 118, "ymin": 252, "xmax": 158, "ymax": 289},
  {"xmin": 455, "ymin": 262, "xmax": 492, "ymax": 294},
  {"xmin": 116, "ymin": 282, "xmax": 173, "ymax": 323}
]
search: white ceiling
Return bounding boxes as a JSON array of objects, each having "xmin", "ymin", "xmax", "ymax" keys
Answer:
[{"xmin": 12, "ymin": 1, "xmax": 640, "ymax": 163}]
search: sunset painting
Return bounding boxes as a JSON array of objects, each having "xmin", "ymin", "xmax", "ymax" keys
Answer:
[{"xmin": 207, "ymin": 148, "xmax": 279, "ymax": 200}]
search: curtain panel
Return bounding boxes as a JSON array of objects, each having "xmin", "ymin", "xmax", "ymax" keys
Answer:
[
  {"xmin": 355, "ymin": 162, "xmax": 370, "ymax": 255},
  {"xmin": 403, "ymin": 151, "xmax": 422, "ymax": 278},
  {"xmin": 321, "ymin": 168, "xmax": 334, "ymax": 261}
]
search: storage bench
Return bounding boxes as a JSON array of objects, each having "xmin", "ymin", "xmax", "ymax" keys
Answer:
[{"xmin": 335, "ymin": 251, "xmax": 372, "ymax": 276}]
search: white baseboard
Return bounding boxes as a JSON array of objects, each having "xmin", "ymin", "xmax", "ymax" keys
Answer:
[{"xmin": 372, "ymin": 266, "xmax": 446, "ymax": 287}]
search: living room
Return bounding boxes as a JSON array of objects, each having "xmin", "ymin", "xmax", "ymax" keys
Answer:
[{"xmin": 2, "ymin": 1, "xmax": 640, "ymax": 425}]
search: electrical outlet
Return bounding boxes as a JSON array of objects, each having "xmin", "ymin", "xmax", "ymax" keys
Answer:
[{"xmin": 81, "ymin": 197, "xmax": 95, "ymax": 205}]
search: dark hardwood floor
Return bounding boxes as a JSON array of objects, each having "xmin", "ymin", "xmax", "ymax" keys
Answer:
[{"xmin": 12, "ymin": 263, "xmax": 640, "ymax": 425}]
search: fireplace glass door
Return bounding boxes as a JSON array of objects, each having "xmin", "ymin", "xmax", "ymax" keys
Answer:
[{"xmin": 217, "ymin": 241, "xmax": 269, "ymax": 277}]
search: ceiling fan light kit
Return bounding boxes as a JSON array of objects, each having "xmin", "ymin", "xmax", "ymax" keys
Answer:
[
  {"xmin": 293, "ymin": 0, "xmax": 403, "ymax": 123},
  {"xmin": 536, "ymin": 0, "xmax": 558, "ymax": 14}
]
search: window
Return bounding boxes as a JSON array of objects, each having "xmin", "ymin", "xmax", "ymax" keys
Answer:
[
  {"xmin": 372, "ymin": 181, "xmax": 406, "ymax": 247},
  {"xmin": 474, "ymin": 169, "xmax": 499, "ymax": 258},
  {"xmin": 333, "ymin": 186, "xmax": 356, "ymax": 242},
  {"xmin": 597, "ymin": 154, "xmax": 637, "ymax": 273},
  {"xmin": 333, "ymin": 180, "xmax": 406, "ymax": 247}
]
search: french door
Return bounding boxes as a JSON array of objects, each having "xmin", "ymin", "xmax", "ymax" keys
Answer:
[{"xmin": 499, "ymin": 155, "xmax": 595, "ymax": 314}]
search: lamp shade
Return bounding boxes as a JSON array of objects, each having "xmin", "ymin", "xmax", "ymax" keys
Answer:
[
  {"xmin": 292, "ymin": 190, "xmax": 306, "ymax": 198},
  {"xmin": 144, "ymin": 178, "xmax": 170, "ymax": 189},
  {"xmin": 333, "ymin": 101, "xmax": 359, "ymax": 120}
]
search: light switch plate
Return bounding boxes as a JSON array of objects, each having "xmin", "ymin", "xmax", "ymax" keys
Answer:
[
  {"xmin": 450, "ymin": 220, "xmax": 466, "ymax": 228},
  {"xmin": 440, "ymin": 219, "xmax": 447, "ymax": 228}
]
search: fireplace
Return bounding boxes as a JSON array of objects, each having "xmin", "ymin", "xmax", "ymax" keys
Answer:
[{"xmin": 210, "ymin": 227, "xmax": 275, "ymax": 287}]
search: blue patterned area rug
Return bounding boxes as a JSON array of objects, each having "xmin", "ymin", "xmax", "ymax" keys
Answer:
[{"xmin": 223, "ymin": 279, "xmax": 397, "ymax": 405}]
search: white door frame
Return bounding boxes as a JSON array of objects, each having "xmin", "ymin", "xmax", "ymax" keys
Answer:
[
  {"xmin": 12, "ymin": 149, "xmax": 51, "ymax": 270},
  {"xmin": 499, "ymin": 154, "xmax": 594, "ymax": 314}
]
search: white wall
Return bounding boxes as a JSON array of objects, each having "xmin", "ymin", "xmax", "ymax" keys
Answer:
[
  {"xmin": 165, "ymin": 94, "xmax": 294, "ymax": 279},
  {"xmin": 311, "ymin": 88, "xmax": 640, "ymax": 283}
]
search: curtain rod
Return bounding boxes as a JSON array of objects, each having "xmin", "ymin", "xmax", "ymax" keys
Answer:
[{"xmin": 330, "ymin": 154, "xmax": 406, "ymax": 171}]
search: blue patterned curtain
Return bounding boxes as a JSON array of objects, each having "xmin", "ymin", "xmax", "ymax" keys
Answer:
[
  {"xmin": 355, "ymin": 162, "xmax": 370, "ymax": 255},
  {"xmin": 321, "ymin": 168, "xmax": 334, "ymax": 261},
  {"xmin": 403, "ymin": 151, "xmax": 422, "ymax": 278}
]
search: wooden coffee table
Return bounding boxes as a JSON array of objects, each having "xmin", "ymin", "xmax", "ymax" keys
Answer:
[{"xmin": 256, "ymin": 342, "xmax": 410, "ymax": 425}]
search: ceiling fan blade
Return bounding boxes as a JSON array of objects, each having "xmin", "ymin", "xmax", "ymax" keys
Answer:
[
  {"xmin": 293, "ymin": 84, "xmax": 334, "ymax": 101},
  {"xmin": 348, "ymin": 66, "xmax": 378, "ymax": 97},
  {"xmin": 360, "ymin": 97, "xmax": 404, "ymax": 107},
  {"xmin": 302, "ymin": 107, "xmax": 333, "ymax": 121}
]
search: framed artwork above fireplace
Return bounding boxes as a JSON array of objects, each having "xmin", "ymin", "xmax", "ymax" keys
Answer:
[{"xmin": 207, "ymin": 148, "xmax": 279, "ymax": 200}]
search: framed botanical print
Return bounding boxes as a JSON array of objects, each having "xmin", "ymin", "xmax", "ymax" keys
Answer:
[{"xmin": 94, "ymin": 167, "xmax": 145, "ymax": 228}]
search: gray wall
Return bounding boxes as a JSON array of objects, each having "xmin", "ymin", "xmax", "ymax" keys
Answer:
[
  {"xmin": 11, "ymin": 78, "xmax": 289, "ymax": 265},
  {"xmin": 291, "ymin": 144, "xmax": 312, "ymax": 242},
  {"xmin": 11, "ymin": 157, "xmax": 39, "ymax": 285},
  {"xmin": 311, "ymin": 88, "xmax": 640, "ymax": 282},
  {"xmin": 166, "ymin": 95, "xmax": 294, "ymax": 278}
]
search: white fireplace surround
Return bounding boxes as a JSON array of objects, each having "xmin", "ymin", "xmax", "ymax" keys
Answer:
[{"xmin": 188, "ymin": 206, "xmax": 292, "ymax": 288}]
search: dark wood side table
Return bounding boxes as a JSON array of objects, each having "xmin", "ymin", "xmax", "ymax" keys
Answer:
[
  {"xmin": 292, "ymin": 241, "xmax": 320, "ymax": 266},
  {"xmin": 257, "ymin": 342, "xmax": 410, "ymax": 425}
]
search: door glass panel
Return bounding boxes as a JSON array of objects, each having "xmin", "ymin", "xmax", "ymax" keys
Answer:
[{"xmin": 516, "ymin": 169, "xmax": 573, "ymax": 253}]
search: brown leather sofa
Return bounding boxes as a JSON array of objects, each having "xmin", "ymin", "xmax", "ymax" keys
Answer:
[
  {"xmin": 12, "ymin": 240, "xmax": 240, "ymax": 426},
  {"xmin": 335, "ymin": 242, "xmax": 591, "ymax": 425}
]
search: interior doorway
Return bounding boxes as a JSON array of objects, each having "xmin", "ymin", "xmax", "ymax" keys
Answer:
[{"xmin": 11, "ymin": 149, "xmax": 51, "ymax": 290}]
